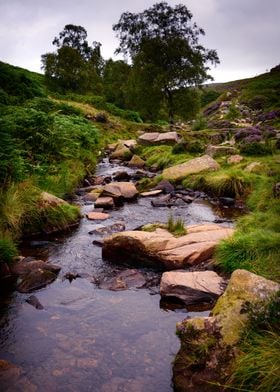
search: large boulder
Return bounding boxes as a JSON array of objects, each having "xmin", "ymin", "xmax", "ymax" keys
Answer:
[
  {"xmin": 102, "ymin": 182, "xmax": 138, "ymax": 200},
  {"xmin": 162, "ymin": 155, "xmax": 220, "ymax": 182},
  {"xmin": 205, "ymin": 145, "xmax": 238, "ymax": 158},
  {"xmin": 110, "ymin": 145, "xmax": 133, "ymax": 161},
  {"xmin": 39, "ymin": 192, "xmax": 67, "ymax": 208},
  {"xmin": 173, "ymin": 269, "xmax": 279, "ymax": 391},
  {"xmin": 160, "ymin": 270, "xmax": 226, "ymax": 306},
  {"xmin": 102, "ymin": 224, "xmax": 234, "ymax": 270},
  {"xmin": 138, "ymin": 131, "xmax": 180, "ymax": 145},
  {"xmin": 11, "ymin": 258, "xmax": 61, "ymax": 276},
  {"xmin": 16, "ymin": 268, "xmax": 58, "ymax": 293}
]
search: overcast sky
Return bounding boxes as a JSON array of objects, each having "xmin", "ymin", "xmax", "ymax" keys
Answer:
[{"xmin": 1, "ymin": 0, "xmax": 279, "ymax": 82}]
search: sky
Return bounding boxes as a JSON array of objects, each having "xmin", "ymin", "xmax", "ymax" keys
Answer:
[{"xmin": 0, "ymin": 0, "xmax": 279, "ymax": 83}]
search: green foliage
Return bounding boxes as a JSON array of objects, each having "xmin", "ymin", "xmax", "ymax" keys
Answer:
[
  {"xmin": 225, "ymin": 103, "xmax": 240, "ymax": 120},
  {"xmin": 103, "ymin": 59, "xmax": 131, "ymax": 108},
  {"xmin": 26, "ymin": 97, "xmax": 83, "ymax": 116},
  {"xmin": 183, "ymin": 169, "xmax": 252, "ymax": 198},
  {"xmin": 0, "ymin": 236, "xmax": 17, "ymax": 264},
  {"xmin": 167, "ymin": 214, "xmax": 186, "ymax": 236},
  {"xmin": 0, "ymin": 61, "xmax": 45, "ymax": 104},
  {"xmin": 240, "ymin": 142, "xmax": 273, "ymax": 156},
  {"xmin": 191, "ymin": 115, "xmax": 208, "ymax": 131},
  {"xmin": 200, "ymin": 89, "xmax": 221, "ymax": 107},
  {"xmin": 227, "ymin": 293, "xmax": 280, "ymax": 391},
  {"xmin": 140, "ymin": 145, "xmax": 189, "ymax": 169},
  {"xmin": 42, "ymin": 25, "xmax": 103, "ymax": 94},
  {"xmin": 113, "ymin": 2, "xmax": 219, "ymax": 123}
]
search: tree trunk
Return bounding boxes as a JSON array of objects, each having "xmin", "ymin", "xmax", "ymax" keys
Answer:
[{"xmin": 165, "ymin": 87, "xmax": 174, "ymax": 125}]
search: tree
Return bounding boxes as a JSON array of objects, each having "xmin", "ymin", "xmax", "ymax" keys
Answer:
[
  {"xmin": 113, "ymin": 2, "xmax": 219, "ymax": 123},
  {"xmin": 103, "ymin": 59, "xmax": 131, "ymax": 108},
  {"xmin": 42, "ymin": 24, "xmax": 103, "ymax": 93}
]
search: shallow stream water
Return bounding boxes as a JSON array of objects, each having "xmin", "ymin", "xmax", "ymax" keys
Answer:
[{"xmin": 0, "ymin": 158, "xmax": 235, "ymax": 392}]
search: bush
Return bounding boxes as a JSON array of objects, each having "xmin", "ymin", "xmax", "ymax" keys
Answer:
[
  {"xmin": 192, "ymin": 115, "xmax": 207, "ymax": 131},
  {"xmin": 0, "ymin": 236, "xmax": 17, "ymax": 264},
  {"xmin": 240, "ymin": 142, "xmax": 273, "ymax": 156}
]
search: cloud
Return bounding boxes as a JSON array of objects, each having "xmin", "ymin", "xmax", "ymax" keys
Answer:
[{"xmin": 0, "ymin": 0, "xmax": 279, "ymax": 82}]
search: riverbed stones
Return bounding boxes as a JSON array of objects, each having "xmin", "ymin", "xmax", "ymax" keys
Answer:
[
  {"xmin": 94, "ymin": 197, "xmax": 115, "ymax": 209},
  {"xmin": 154, "ymin": 180, "xmax": 175, "ymax": 194},
  {"xmin": 138, "ymin": 131, "xmax": 180, "ymax": 145},
  {"xmin": 11, "ymin": 258, "xmax": 61, "ymax": 276},
  {"xmin": 173, "ymin": 269, "xmax": 280, "ymax": 391},
  {"xmin": 140, "ymin": 190, "xmax": 163, "ymax": 197},
  {"xmin": 162, "ymin": 155, "xmax": 220, "ymax": 181},
  {"xmin": 102, "ymin": 182, "xmax": 138, "ymax": 200},
  {"xmin": 110, "ymin": 144, "xmax": 133, "ymax": 161},
  {"xmin": 128, "ymin": 154, "xmax": 145, "ymax": 168},
  {"xmin": 102, "ymin": 224, "xmax": 234, "ymax": 270},
  {"xmin": 99, "ymin": 269, "xmax": 146, "ymax": 291},
  {"xmin": 86, "ymin": 212, "xmax": 110, "ymax": 220},
  {"xmin": 16, "ymin": 268, "xmax": 58, "ymax": 293},
  {"xmin": 160, "ymin": 270, "xmax": 226, "ymax": 306},
  {"xmin": 206, "ymin": 145, "xmax": 238, "ymax": 158}
]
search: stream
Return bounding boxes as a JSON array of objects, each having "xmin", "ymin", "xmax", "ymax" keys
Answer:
[{"xmin": 0, "ymin": 158, "xmax": 236, "ymax": 392}]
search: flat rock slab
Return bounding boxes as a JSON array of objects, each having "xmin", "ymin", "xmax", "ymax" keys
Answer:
[
  {"xmin": 86, "ymin": 212, "xmax": 110, "ymax": 220},
  {"xmin": 99, "ymin": 269, "xmax": 146, "ymax": 291},
  {"xmin": 102, "ymin": 224, "xmax": 234, "ymax": 270},
  {"xmin": 162, "ymin": 155, "xmax": 220, "ymax": 181},
  {"xmin": 138, "ymin": 132, "xmax": 180, "ymax": 145},
  {"xmin": 11, "ymin": 258, "xmax": 61, "ymax": 276},
  {"xmin": 102, "ymin": 182, "xmax": 138, "ymax": 199},
  {"xmin": 160, "ymin": 270, "xmax": 226, "ymax": 305},
  {"xmin": 94, "ymin": 197, "xmax": 115, "ymax": 209},
  {"xmin": 16, "ymin": 269, "xmax": 58, "ymax": 293},
  {"xmin": 140, "ymin": 190, "xmax": 163, "ymax": 197}
]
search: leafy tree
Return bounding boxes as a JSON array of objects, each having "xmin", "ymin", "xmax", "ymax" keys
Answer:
[
  {"xmin": 103, "ymin": 59, "xmax": 131, "ymax": 108},
  {"xmin": 113, "ymin": 2, "xmax": 219, "ymax": 123},
  {"xmin": 42, "ymin": 24, "xmax": 103, "ymax": 93}
]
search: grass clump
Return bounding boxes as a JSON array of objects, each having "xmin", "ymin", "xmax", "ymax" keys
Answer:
[
  {"xmin": 227, "ymin": 293, "xmax": 280, "ymax": 391},
  {"xmin": 183, "ymin": 169, "xmax": 252, "ymax": 198},
  {"xmin": 0, "ymin": 236, "xmax": 18, "ymax": 264},
  {"xmin": 167, "ymin": 214, "xmax": 186, "ymax": 237}
]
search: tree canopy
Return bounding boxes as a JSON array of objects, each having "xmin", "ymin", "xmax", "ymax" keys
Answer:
[
  {"xmin": 113, "ymin": 2, "xmax": 219, "ymax": 122},
  {"xmin": 41, "ymin": 24, "xmax": 103, "ymax": 93}
]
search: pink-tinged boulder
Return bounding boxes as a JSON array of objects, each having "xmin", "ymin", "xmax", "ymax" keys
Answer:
[
  {"xmin": 227, "ymin": 154, "xmax": 244, "ymax": 164},
  {"xmin": 102, "ymin": 182, "xmax": 138, "ymax": 200},
  {"xmin": 94, "ymin": 197, "xmax": 115, "ymax": 209},
  {"xmin": 160, "ymin": 270, "xmax": 226, "ymax": 306},
  {"xmin": 86, "ymin": 212, "xmax": 110, "ymax": 220},
  {"xmin": 102, "ymin": 224, "xmax": 234, "ymax": 270},
  {"xmin": 162, "ymin": 155, "xmax": 220, "ymax": 181},
  {"xmin": 138, "ymin": 131, "xmax": 180, "ymax": 145}
]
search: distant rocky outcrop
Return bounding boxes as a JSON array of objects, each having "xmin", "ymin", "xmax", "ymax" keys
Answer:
[{"xmin": 138, "ymin": 131, "xmax": 180, "ymax": 145}]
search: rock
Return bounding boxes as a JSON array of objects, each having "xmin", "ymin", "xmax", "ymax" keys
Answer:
[
  {"xmin": 11, "ymin": 258, "xmax": 61, "ymax": 276},
  {"xmin": 138, "ymin": 131, "xmax": 180, "ymax": 145},
  {"xmin": 244, "ymin": 161, "xmax": 263, "ymax": 173},
  {"xmin": 110, "ymin": 145, "xmax": 133, "ymax": 161},
  {"xmin": 154, "ymin": 180, "xmax": 175, "ymax": 194},
  {"xmin": 151, "ymin": 194, "xmax": 174, "ymax": 207},
  {"xmin": 206, "ymin": 145, "xmax": 238, "ymax": 158},
  {"xmin": 102, "ymin": 182, "xmax": 138, "ymax": 200},
  {"xmin": 162, "ymin": 155, "xmax": 220, "ymax": 182},
  {"xmin": 102, "ymin": 224, "xmax": 234, "ymax": 270},
  {"xmin": 90, "ymin": 223, "xmax": 125, "ymax": 235},
  {"xmin": 0, "ymin": 360, "xmax": 22, "ymax": 389},
  {"xmin": 140, "ymin": 190, "xmax": 163, "ymax": 197},
  {"xmin": 63, "ymin": 272, "xmax": 81, "ymax": 282},
  {"xmin": 99, "ymin": 269, "xmax": 146, "ymax": 291},
  {"xmin": 94, "ymin": 197, "xmax": 115, "ymax": 209},
  {"xmin": 39, "ymin": 192, "xmax": 66, "ymax": 208},
  {"xmin": 83, "ymin": 191, "xmax": 101, "ymax": 202},
  {"xmin": 113, "ymin": 171, "xmax": 131, "ymax": 181},
  {"xmin": 128, "ymin": 154, "xmax": 145, "ymax": 168},
  {"xmin": 160, "ymin": 270, "xmax": 225, "ymax": 306},
  {"xmin": 121, "ymin": 139, "xmax": 137, "ymax": 150},
  {"xmin": 86, "ymin": 212, "xmax": 110, "ymax": 220},
  {"xmin": 173, "ymin": 270, "xmax": 279, "ymax": 391},
  {"xmin": 227, "ymin": 154, "xmax": 244, "ymax": 164},
  {"xmin": 16, "ymin": 269, "xmax": 58, "ymax": 293},
  {"xmin": 26, "ymin": 295, "xmax": 44, "ymax": 309}
]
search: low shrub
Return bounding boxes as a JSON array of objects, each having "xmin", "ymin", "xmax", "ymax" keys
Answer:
[{"xmin": 240, "ymin": 141, "xmax": 273, "ymax": 156}]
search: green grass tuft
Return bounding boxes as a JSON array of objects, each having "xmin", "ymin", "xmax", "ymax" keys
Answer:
[{"xmin": 167, "ymin": 214, "xmax": 186, "ymax": 237}]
